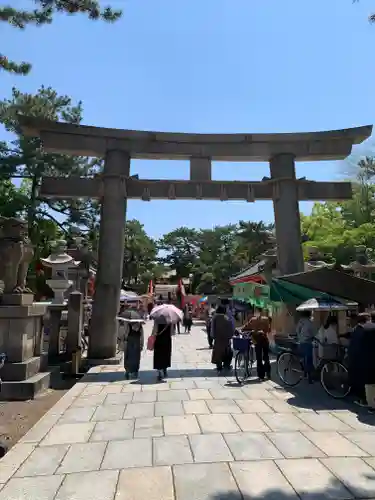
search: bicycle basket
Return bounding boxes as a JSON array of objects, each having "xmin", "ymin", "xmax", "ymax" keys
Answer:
[{"xmin": 232, "ymin": 336, "xmax": 251, "ymax": 353}]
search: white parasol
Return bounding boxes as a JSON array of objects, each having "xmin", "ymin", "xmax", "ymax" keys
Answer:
[
  {"xmin": 150, "ymin": 304, "xmax": 183, "ymax": 324},
  {"xmin": 297, "ymin": 298, "xmax": 349, "ymax": 312}
]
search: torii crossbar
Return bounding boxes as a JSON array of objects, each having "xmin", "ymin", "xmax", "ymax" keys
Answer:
[{"xmin": 19, "ymin": 116, "xmax": 372, "ymax": 361}]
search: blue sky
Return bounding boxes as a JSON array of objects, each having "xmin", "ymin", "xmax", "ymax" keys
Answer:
[{"xmin": 2, "ymin": 0, "xmax": 375, "ymax": 237}]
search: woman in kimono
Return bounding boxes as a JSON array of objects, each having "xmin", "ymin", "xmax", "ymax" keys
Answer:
[
  {"xmin": 153, "ymin": 322, "xmax": 172, "ymax": 381},
  {"xmin": 123, "ymin": 321, "xmax": 144, "ymax": 379},
  {"xmin": 211, "ymin": 305, "xmax": 234, "ymax": 373}
]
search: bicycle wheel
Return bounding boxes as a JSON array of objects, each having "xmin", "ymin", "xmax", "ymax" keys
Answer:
[
  {"xmin": 320, "ymin": 361, "xmax": 351, "ymax": 399},
  {"xmin": 235, "ymin": 351, "xmax": 249, "ymax": 384},
  {"xmin": 277, "ymin": 351, "xmax": 303, "ymax": 387}
]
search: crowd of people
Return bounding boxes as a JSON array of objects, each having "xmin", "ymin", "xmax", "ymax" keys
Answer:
[
  {"xmin": 291, "ymin": 309, "xmax": 375, "ymax": 412},
  {"xmin": 118, "ymin": 297, "xmax": 375, "ymax": 412}
]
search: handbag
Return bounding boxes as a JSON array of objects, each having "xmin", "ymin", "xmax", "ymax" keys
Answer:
[
  {"xmin": 147, "ymin": 335, "xmax": 156, "ymax": 351},
  {"xmin": 147, "ymin": 325, "xmax": 169, "ymax": 351}
]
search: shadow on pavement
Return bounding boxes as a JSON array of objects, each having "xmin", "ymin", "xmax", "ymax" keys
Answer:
[
  {"xmin": 82, "ymin": 368, "xmax": 228, "ymax": 384},
  {"xmin": 208, "ymin": 474, "xmax": 375, "ymax": 499},
  {"xmin": 81, "ymin": 362, "xmax": 375, "ymax": 424}
]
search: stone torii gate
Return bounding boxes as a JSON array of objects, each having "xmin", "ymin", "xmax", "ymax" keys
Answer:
[{"xmin": 20, "ymin": 117, "xmax": 372, "ymax": 361}]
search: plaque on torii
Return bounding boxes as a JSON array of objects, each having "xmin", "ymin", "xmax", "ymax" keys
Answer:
[{"xmin": 19, "ymin": 116, "xmax": 372, "ymax": 361}]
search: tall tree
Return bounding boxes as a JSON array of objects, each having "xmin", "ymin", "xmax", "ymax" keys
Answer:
[
  {"xmin": 195, "ymin": 225, "xmax": 240, "ymax": 293},
  {"xmin": 158, "ymin": 228, "xmax": 199, "ymax": 278},
  {"xmin": 122, "ymin": 220, "xmax": 158, "ymax": 286},
  {"xmin": 158, "ymin": 222, "xmax": 278, "ymax": 293},
  {"xmin": 236, "ymin": 220, "xmax": 275, "ymax": 267},
  {"xmin": 301, "ymin": 157, "xmax": 375, "ymax": 264},
  {"xmin": 1, "ymin": 1, "xmax": 122, "ymax": 75},
  {"xmin": 340, "ymin": 157, "xmax": 375, "ymax": 227},
  {"xmin": 0, "ymin": 86, "xmax": 102, "ymax": 245}
]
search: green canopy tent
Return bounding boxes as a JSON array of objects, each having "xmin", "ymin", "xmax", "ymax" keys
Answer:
[{"xmin": 270, "ymin": 278, "xmax": 335, "ymax": 305}]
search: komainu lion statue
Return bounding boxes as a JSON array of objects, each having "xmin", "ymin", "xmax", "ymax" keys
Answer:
[{"xmin": 0, "ymin": 217, "xmax": 34, "ymax": 295}]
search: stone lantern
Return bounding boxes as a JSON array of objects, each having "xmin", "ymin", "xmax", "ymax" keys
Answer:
[
  {"xmin": 67, "ymin": 235, "xmax": 96, "ymax": 298},
  {"xmin": 41, "ymin": 239, "xmax": 80, "ymax": 305}
]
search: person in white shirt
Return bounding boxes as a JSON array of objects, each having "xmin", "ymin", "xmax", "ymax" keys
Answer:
[
  {"xmin": 296, "ymin": 310, "xmax": 316, "ymax": 383},
  {"xmin": 317, "ymin": 316, "xmax": 339, "ymax": 360}
]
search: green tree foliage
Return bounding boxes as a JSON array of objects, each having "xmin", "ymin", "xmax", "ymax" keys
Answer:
[
  {"xmin": 1, "ymin": 1, "xmax": 122, "ymax": 75},
  {"xmin": 0, "ymin": 179, "xmax": 28, "ymax": 217},
  {"xmin": 236, "ymin": 221, "xmax": 275, "ymax": 267},
  {"xmin": 159, "ymin": 222, "xmax": 274, "ymax": 294},
  {"xmin": 0, "ymin": 86, "xmax": 102, "ymax": 245},
  {"xmin": 123, "ymin": 220, "xmax": 158, "ymax": 287},
  {"xmin": 158, "ymin": 228, "xmax": 200, "ymax": 278},
  {"xmin": 301, "ymin": 157, "xmax": 375, "ymax": 264}
]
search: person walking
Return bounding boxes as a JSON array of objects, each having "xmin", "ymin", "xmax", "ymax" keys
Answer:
[
  {"xmin": 123, "ymin": 321, "xmax": 144, "ymax": 379},
  {"xmin": 206, "ymin": 308, "xmax": 214, "ymax": 348},
  {"xmin": 242, "ymin": 308, "xmax": 271, "ymax": 380},
  {"xmin": 211, "ymin": 305, "xmax": 234, "ymax": 373},
  {"xmin": 348, "ymin": 313, "xmax": 369, "ymax": 407},
  {"xmin": 153, "ymin": 323, "xmax": 172, "ymax": 381},
  {"xmin": 183, "ymin": 305, "xmax": 193, "ymax": 333},
  {"xmin": 361, "ymin": 316, "xmax": 375, "ymax": 413}
]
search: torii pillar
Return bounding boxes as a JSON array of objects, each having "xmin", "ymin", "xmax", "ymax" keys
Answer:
[
  {"xmin": 88, "ymin": 150, "xmax": 130, "ymax": 360},
  {"xmin": 270, "ymin": 153, "xmax": 304, "ymax": 275}
]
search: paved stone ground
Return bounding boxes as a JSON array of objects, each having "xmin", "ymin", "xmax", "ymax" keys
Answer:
[{"xmin": 1, "ymin": 322, "xmax": 375, "ymax": 499}]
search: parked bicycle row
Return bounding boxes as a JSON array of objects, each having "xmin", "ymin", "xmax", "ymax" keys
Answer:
[{"xmin": 206, "ymin": 305, "xmax": 375, "ymax": 411}]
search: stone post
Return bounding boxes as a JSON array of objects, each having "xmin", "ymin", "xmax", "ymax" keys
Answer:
[
  {"xmin": 269, "ymin": 153, "xmax": 304, "ymax": 276},
  {"xmin": 66, "ymin": 291, "xmax": 83, "ymax": 355},
  {"xmin": 190, "ymin": 157, "xmax": 212, "ymax": 181},
  {"xmin": 48, "ymin": 306, "xmax": 63, "ymax": 358},
  {"xmin": 88, "ymin": 150, "xmax": 129, "ymax": 360}
]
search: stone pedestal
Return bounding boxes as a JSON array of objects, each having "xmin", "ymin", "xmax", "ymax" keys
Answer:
[{"xmin": 0, "ymin": 300, "xmax": 51, "ymax": 400}]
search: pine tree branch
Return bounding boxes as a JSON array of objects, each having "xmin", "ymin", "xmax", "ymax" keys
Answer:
[
  {"xmin": 38, "ymin": 209, "xmax": 68, "ymax": 233},
  {"xmin": 1, "ymin": 1, "xmax": 122, "ymax": 74}
]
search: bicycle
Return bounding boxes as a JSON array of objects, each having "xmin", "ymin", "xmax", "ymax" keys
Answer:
[
  {"xmin": 277, "ymin": 337, "xmax": 351, "ymax": 399},
  {"xmin": 233, "ymin": 330, "xmax": 255, "ymax": 384}
]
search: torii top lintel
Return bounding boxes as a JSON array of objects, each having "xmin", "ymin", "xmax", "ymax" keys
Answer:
[{"xmin": 19, "ymin": 117, "xmax": 372, "ymax": 162}]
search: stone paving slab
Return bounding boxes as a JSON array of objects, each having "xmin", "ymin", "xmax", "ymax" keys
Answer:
[
  {"xmin": 55, "ymin": 470, "xmax": 119, "ymax": 500},
  {"xmin": 230, "ymin": 461, "xmax": 299, "ymax": 499},
  {"xmin": 15, "ymin": 444, "xmax": 69, "ymax": 477},
  {"xmin": 322, "ymin": 457, "xmax": 375, "ymax": 499},
  {"xmin": 56, "ymin": 442, "xmax": 107, "ymax": 474},
  {"xmin": 276, "ymin": 458, "xmax": 354, "ymax": 499},
  {"xmin": 173, "ymin": 462, "xmax": 239, "ymax": 500},
  {"xmin": 2, "ymin": 322, "xmax": 375, "ymax": 499},
  {"xmin": 153, "ymin": 436, "xmax": 193, "ymax": 466},
  {"xmin": 116, "ymin": 467, "xmax": 174, "ymax": 500}
]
